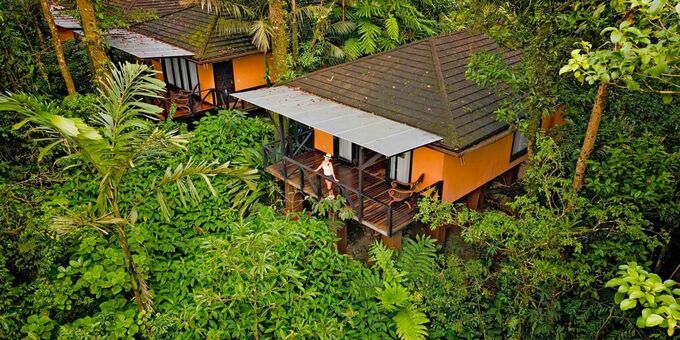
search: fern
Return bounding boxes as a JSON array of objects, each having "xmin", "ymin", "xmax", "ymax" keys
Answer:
[
  {"xmin": 378, "ymin": 283, "xmax": 409, "ymax": 311},
  {"xmin": 397, "ymin": 235, "xmax": 437, "ymax": 284},
  {"xmin": 393, "ymin": 306, "xmax": 429, "ymax": 340},
  {"xmin": 384, "ymin": 16, "xmax": 399, "ymax": 40},
  {"xmin": 342, "ymin": 38, "xmax": 363, "ymax": 60},
  {"xmin": 369, "ymin": 241, "xmax": 405, "ymax": 284}
]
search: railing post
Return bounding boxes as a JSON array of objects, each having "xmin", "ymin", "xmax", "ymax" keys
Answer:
[
  {"xmin": 299, "ymin": 166, "xmax": 305, "ymax": 192},
  {"xmin": 388, "ymin": 207, "xmax": 393, "ymax": 237},
  {"xmin": 315, "ymin": 174, "xmax": 322, "ymax": 198}
]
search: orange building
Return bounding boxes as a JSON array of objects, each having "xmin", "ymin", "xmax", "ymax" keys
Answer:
[
  {"xmin": 52, "ymin": 1, "xmax": 267, "ymax": 117},
  {"xmin": 233, "ymin": 31, "xmax": 562, "ymax": 248}
]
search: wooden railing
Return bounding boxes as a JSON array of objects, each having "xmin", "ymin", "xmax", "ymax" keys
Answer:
[{"xmin": 263, "ymin": 138, "xmax": 419, "ymax": 237}]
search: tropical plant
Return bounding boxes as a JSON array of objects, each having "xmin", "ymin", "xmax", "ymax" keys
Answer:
[
  {"xmin": 341, "ymin": 0, "xmax": 435, "ymax": 59},
  {"xmin": 369, "ymin": 235, "xmax": 437, "ymax": 340},
  {"xmin": 0, "ymin": 62, "xmax": 258, "ymax": 314},
  {"xmin": 606, "ymin": 262, "xmax": 680, "ymax": 336},
  {"xmin": 414, "ymin": 188, "xmax": 456, "ymax": 230},
  {"xmin": 559, "ymin": 0, "xmax": 680, "ymax": 191},
  {"xmin": 310, "ymin": 195, "xmax": 356, "ymax": 222}
]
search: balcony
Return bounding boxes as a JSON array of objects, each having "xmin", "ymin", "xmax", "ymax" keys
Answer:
[
  {"xmin": 262, "ymin": 131, "xmax": 442, "ymax": 237},
  {"xmin": 153, "ymin": 87, "xmax": 258, "ymax": 120}
]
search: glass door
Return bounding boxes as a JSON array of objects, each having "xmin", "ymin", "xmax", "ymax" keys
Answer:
[
  {"xmin": 337, "ymin": 138, "xmax": 353, "ymax": 163},
  {"xmin": 388, "ymin": 151, "xmax": 412, "ymax": 183}
]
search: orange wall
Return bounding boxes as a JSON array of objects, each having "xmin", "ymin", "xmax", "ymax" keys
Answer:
[
  {"xmin": 151, "ymin": 59, "xmax": 164, "ymax": 82},
  {"xmin": 411, "ymin": 146, "xmax": 445, "ymax": 190},
  {"xmin": 314, "ymin": 130, "xmax": 334, "ymax": 154},
  {"xmin": 198, "ymin": 63, "xmax": 215, "ymax": 104},
  {"xmin": 57, "ymin": 27, "xmax": 74, "ymax": 43},
  {"xmin": 232, "ymin": 53, "xmax": 266, "ymax": 91},
  {"xmin": 439, "ymin": 132, "xmax": 526, "ymax": 202}
]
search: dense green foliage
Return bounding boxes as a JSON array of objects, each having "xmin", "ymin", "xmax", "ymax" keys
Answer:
[{"xmin": 1, "ymin": 0, "xmax": 678, "ymax": 338}]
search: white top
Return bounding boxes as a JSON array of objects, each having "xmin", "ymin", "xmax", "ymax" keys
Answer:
[{"xmin": 322, "ymin": 163, "xmax": 332, "ymax": 176}]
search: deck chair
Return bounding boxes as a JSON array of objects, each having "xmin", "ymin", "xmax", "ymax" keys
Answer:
[
  {"xmin": 168, "ymin": 90, "xmax": 192, "ymax": 116},
  {"xmin": 387, "ymin": 173, "xmax": 425, "ymax": 210}
]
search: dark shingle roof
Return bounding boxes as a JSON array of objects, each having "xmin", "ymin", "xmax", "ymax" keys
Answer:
[
  {"xmin": 130, "ymin": 6, "xmax": 258, "ymax": 62},
  {"xmin": 288, "ymin": 31, "xmax": 521, "ymax": 152},
  {"xmin": 107, "ymin": 0, "xmax": 188, "ymax": 17}
]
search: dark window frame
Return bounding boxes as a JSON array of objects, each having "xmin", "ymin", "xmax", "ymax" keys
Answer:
[
  {"xmin": 386, "ymin": 150, "xmax": 413, "ymax": 183},
  {"xmin": 510, "ymin": 130, "xmax": 528, "ymax": 161}
]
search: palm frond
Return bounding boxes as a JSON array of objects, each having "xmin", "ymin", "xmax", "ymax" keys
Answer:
[
  {"xmin": 52, "ymin": 212, "xmax": 125, "ymax": 235},
  {"xmin": 330, "ymin": 20, "xmax": 356, "ymax": 35},
  {"xmin": 180, "ymin": 0, "xmax": 255, "ymax": 18},
  {"xmin": 342, "ymin": 38, "xmax": 363, "ymax": 60},
  {"xmin": 215, "ymin": 18, "xmax": 253, "ymax": 36},
  {"xmin": 155, "ymin": 158, "xmax": 259, "ymax": 221},
  {"xmin": 249, "ymin": 20, "xmax": 272, "ymax": 52}
]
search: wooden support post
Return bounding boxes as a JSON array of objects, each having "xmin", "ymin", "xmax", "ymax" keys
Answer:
[
  {"xmin": 284, "ymin": 182, "xmax": 304, "ymax": 213},
  {"xmin": 465, "ymin": 186, "xmax": 485, "ymax": 210},
  {"xmin": 336, "ymin": 222, "xmax": 348, "ymax": 254},
  {"xmin": 382, "ymin": 231, "xmax": 403, "ymax": 250},
  {"xmin": 358, "ymin": 146, "xmax": 364, "ymax": 222},
  {"xmin": 426, "ymin": 226, "xmax": 447, "ymax": 245},
  {"xmin": 501, "ymin": 166, "xmax": 519, "ymax": 186}
]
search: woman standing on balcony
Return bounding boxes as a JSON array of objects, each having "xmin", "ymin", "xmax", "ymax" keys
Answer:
[{"xmin": 315, "ymin": 154, "xmax": 338, "ymax": 198}]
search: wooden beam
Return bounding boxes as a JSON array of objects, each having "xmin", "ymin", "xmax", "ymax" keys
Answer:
[
  {"xmin": 359, "ymin": 152, "xmax": 383, "ymax": 170},
  {"xmin": 382, "ymin": 230, "xmax": 403, "ymax": 250}
]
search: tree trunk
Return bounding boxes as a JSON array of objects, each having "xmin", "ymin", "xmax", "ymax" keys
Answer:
[
  {"xmin": 526, "ymin": 110, "xmax": 541, "ymax": 159},
  {"xmin": 290, "ymin": 0, "xmax": 299, "ymax": 71},
  {"xmin": 110, "ymin": 187, "xmax": 151, "ymax": 313},
  {"xmin": 75, "ymin": 0, "xmax": 110, "ymax": 88},
  {"xmin": 573, "ymin": 82, "xmax": 609, "ymax": 192},
  {"xmin": 116, "ymin": 225, "xmax": 146, "ymax": 311},
  {"xmin": 268, "ymin": 0, "xmax": 288, "ymax": 81},
  {"xmin": 39, "ymin": 0, "xmax": 76, "ymax": 95},
  {"xmin": 342, "ymin": 0, "xmax": 346, "ymax": 21}
]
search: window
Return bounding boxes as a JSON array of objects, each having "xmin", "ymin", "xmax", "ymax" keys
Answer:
[
  {"xmin": 511, "ymin": 130, "xmax": 528, "ymax": 160},
  {"xmin": 162, "ymin": 58, "xmax": 200, "ymax": 92},
  {"xmin": 337, "ymin": 138, "xmax": 353, "ymax": 162},
  {"xmin": 388, "ymin": 151, "xmax": 412, "ymax": 183}
]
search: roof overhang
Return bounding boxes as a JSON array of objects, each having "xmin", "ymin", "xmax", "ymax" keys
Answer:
[
  {"xmin": 106, "ymin": 29, "xmax": 194, "ymax": 59},
  {"xmin": 232, "ymin": 86, "xmax": 443, "ymax": 157}
]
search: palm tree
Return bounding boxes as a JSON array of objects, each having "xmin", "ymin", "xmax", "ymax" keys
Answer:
[
  {"xmin": 39, "ymin": 0, "xmax": 76, "ymax": 94},
  {"xmin": 0, "ymin": 63, "xmax": 258, "ymax": 313}
]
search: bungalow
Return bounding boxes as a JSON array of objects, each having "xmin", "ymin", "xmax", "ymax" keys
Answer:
[
  {"xmin": 232, "ymin": 31, "xmax": 563, "ymax": 249},
  {"xmin": 51, "ymin": 0, "xmax": 267, "ymax": 117}
]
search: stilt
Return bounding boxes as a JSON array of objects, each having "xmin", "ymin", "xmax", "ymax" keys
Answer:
[
  {"xmin": 426, "ymin": 226, "xmax": 447, "ymax": 245},
  {"xmin": 382, "ymin": 231, "xmax": 403, "ymax": 250},
  {"xmin": 465, "ymin": 186, "xmax": 485, "ymax": 210},
  {"xmin": 501, "ymin": 166, "xmax": 519, "ymax": 186},
  {"xmin": 284, "ymin": 182, "xmax": 304, "ymax": 213},
  {"xmin": 336, "ymin": 222, "xmax": 348, "ymax": 254}
]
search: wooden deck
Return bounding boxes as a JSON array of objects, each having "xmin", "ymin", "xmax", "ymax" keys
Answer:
[{"xmin": 266, "ymin": 150, "xmax": 416, "ymax": 236}]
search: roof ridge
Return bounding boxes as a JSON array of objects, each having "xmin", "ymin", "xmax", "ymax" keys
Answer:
[
  {"xmin": 428, "ymin": 38, "xmax": 452, "ymax": 118},
  {"xmin": 196, "ymin": 13, "xmax": 218, "ymax": 59}
]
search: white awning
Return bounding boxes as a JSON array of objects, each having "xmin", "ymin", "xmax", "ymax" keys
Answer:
[
  {"xmin": 106, "ymin": 29, "xmax": 194, "ymax": 59},
  {"xmin": 232, "ymin": 86, "xmax": 443, "ymax": 157}
]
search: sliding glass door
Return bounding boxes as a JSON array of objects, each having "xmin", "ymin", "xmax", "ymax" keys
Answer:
[{"xmin": 388, "ymin": 151, "xmax": 412, "ymax": 183}]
